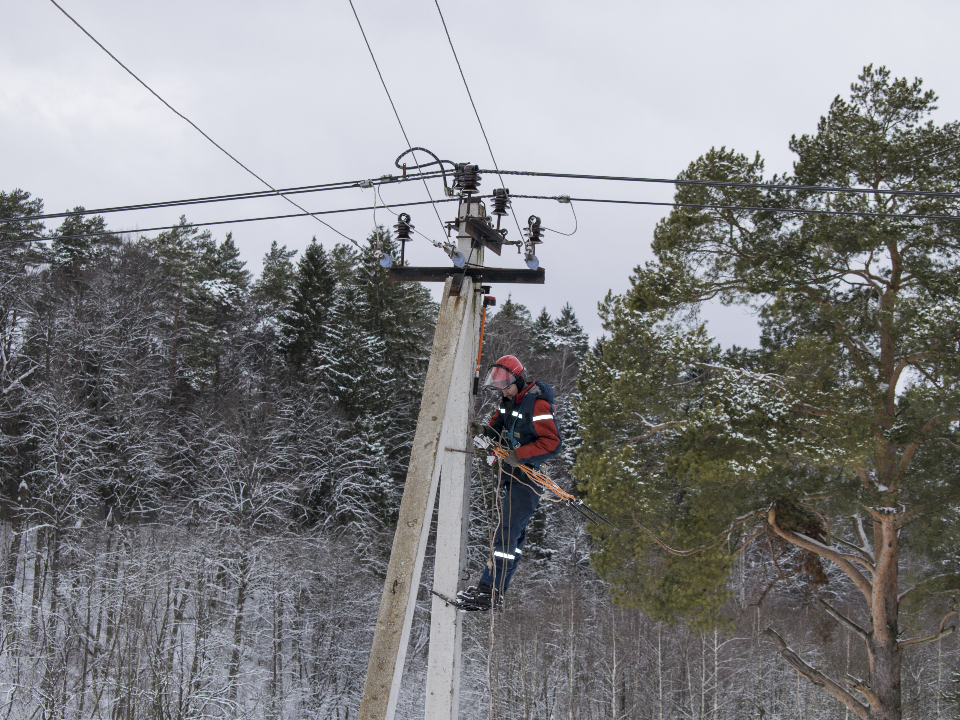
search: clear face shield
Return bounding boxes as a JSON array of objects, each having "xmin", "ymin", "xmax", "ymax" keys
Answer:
[{"xmin": 482, "ymin": 364, "xmax": 518, "ymax": 391}]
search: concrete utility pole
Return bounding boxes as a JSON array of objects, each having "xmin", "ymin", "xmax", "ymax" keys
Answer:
[{"xmin": 358, "ymin": 197, "xmax": 485, "ymax": 720}]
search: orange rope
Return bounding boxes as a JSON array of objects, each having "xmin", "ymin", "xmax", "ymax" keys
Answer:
[{"xmin": 489, "ymin": 446, "xmax": 575, "ymax": 503}]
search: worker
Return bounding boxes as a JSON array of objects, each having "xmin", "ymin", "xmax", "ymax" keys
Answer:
[{"xmin": 457, "ymin": 355, "xmax": 563, "ymax": 611}]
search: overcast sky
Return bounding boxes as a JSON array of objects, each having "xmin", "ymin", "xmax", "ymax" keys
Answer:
[{"xmin": 5, "ymin": 0, "xmax": 960, "ymax": 347}]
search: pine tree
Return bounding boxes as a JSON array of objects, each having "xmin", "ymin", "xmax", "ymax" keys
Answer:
[
  {"xmin": 314, "ymin": 230, "xmax": 436, "ymax": 485},
  {"xmin": 48, "ymin": 210, "xmax": 118, "ymax": 275},
  {"xmin": 483, "ymin": 295, "xmax": 534, "ymax": 368},
  {"xmin": 531, "ymin": 308, "xmax": 556, "ymax": 358},
  {"xmin": 150, "ymin": 217, "xmax": 218, "ymax": 402},
  {"xmin": 575, "ymin": 66, "xmax": 960, "ymax": 720},
  {"xmin": 554, "ymin": 302, "xmax": 590, "ymax": 362},
  {"xmin": 293, "ymin": 228, "xmax": 438, "ymax": 528},
  {"xmin": 493, "ymin": 295, "xmax": 532, "ymax": 326},
  {"xmin": 253, "ymin": 241, "xmax": 297, "ymax": 308},
  {"xmin": 177, "ymin": 231, "xmax": 250, "ymax": 389},
  {"xmin": 278, "ymin": 238, "xmax": 335, "ymax": 370}
]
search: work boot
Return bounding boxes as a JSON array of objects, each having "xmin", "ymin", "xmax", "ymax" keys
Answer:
[{"xmin": 456, "ymin": 582, "xmax": 501, "ymax": 611}]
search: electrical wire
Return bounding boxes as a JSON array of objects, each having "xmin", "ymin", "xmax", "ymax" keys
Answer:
[
  {"xmin": 47, "ymin": 0, "xmax": 366, "ymax": 250},
  {"xmin": 542, "ymin": 200, "xmax": 578, "ymax": 236},
  {"xmin": 0, "ymin": 172, "xmax": 446, "ymax": 226},
  {"xmin": 19, "ymin": 161, "xmax": 952, "ymax": 231},
  {"xmin": 512, "ymin": 194, "xmax": 960, "ymax": 223},
  {"xmin": 346, "ymin": 0, "xmax": 449, "ymax": 247},
  {"xmin": 394, "ymin": 147, "xmax": 456, "ymax": 192},
  {"xmin": 431, "ymin": 0, "xmax": 527, "ymax": 247},
  {"xmin": 486, "ymin": 169, "xmax": 960, "ymax": 201},
  {"xmin": 6, "ymin": 190, "xmax": 956, "ymax": 252},
  {"xmin": 0, "ymin": 197, "xmax": 461, "ymax": 248}
]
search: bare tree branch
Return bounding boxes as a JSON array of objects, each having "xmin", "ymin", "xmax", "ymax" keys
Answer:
[
  {"xmin": 764, "ymin": 628, "xmax": 870, "ymax": 720},
  {"xmin": 817, "ymin": 597, "xmax": 869, "ymax": 640},
  {"xmin": 768, "ymin": 506, "xmax": 874, "ymax": 598},
  {"xmin": 900, "ymin": 610, "xmax": 959, "ymax": 648}
]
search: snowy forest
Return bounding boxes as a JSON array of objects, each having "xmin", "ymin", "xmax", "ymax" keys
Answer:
[
  {"xmin": 3, "ymin": 67, "xmax": 960, "ymax": 720},
  {"xmin": 2, "ymin": 186, "xmax": 958, "ymax": 720}
]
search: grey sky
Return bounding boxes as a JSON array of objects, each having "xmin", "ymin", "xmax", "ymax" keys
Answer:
[{"xmin": 4, "ymin": 0, "xmax": 960, "ymax": 347}]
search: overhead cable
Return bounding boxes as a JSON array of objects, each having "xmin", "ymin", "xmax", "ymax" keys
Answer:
[
  {"xmin": 7, "ymin": 193, "xmax": 958, "ymax": 251},
  {"xmin": 346, "ymin": 0, "xmax": 449, "ymax": 247},
  {"xmin": 488, "ymin": 169, "xmax": 960, "ymax": 201},
  {"xmin": 0, "ymin": 172, "xmax": 445, "ymax": 226},
  {"xmin": 394, "ymin": 148, "xmax": 455, "ymax": 192},
  {"xmin": 47, "ymin": 0, "xmax": 364, "ymax": 249},
  {"xmin": 512, "ymin": 194, "xmax": 960, "ymax": 223},
  {"xmin": 0, "ymin": 197, "xmax": 461, "ymax": 248},
  {"xmin": 542, "ymin": 199, "xmax": 578, "ymax": 236}
]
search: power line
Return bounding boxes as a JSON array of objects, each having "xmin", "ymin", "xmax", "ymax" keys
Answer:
[
  {"xmin": 542, "ymin": 201, "xmax": 578, "ymax": 236},
  {"xmin": 0, "ymin": 197, "xmax": 461, "ymax": 248},
  {"xmin": 5, "ymin": 191, "xmax": 957, "ymax": 251},
  {"xmin": 0, "ymin": 171, "xmax": 445, "ymax": 226},
  {"xmin": 47, "ymin": 0, "xmax": 364, "ymax": 250},
  {"xmin": 512, "ymin": 194, "xmax": 960, "ymax": 222},
  {"xmin": 488, "ymin": 169, "xmax": 960, "ymax": 201},
  {"xmin": 346, "ymin": 0, "xmax": 449, "ymax": 247},
  {"xmin": 432, "ymin": 1, "xmax": 526, "ymax": 245}
]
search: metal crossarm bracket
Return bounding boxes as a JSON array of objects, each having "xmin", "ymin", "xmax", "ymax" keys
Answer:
[
  {"xmin": 464, "ymin": 217, "xmax": 505, "ymax": 255},
  {"xmin": 388, "ymin": 266, "xmax": 545, "ymax": 284}
]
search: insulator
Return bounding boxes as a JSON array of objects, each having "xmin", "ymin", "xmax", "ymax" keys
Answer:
[
  {"xmin": 453, "ymin": 163, "xmax": 481, "ymax": 195},
  {"xmin": 491, "ymin": 188, "xmax": 510, "ymax": 216},
  {"xmin": 525, "ymin": 215, "xmax": 543, "ymax": 245},
  {"xmin": 394, "ymin": 213, "xmax": 414, "ymax": 243},
  {"xmin": 524, "ymin": 216, "xmax": 542, "ymax": 268}
]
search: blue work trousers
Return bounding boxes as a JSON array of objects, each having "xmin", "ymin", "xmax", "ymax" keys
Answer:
[{"xmin": 479, "ymin": 465, "xmax": 541, "ymax": 594}]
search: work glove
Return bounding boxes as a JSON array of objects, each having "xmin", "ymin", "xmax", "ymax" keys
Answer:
[
  {"xmin": 503, "ymin": 448, "xmax": 521, "ymax": 467},
  {"xmin": 470, "ymin": 420, "xmax": 486, "ymax": 437}
]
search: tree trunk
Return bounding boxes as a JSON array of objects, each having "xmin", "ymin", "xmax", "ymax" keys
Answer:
[
  {"xmin": 30, "ymin": 527, "xmax": 46, "ymax": 641},
  {"xmin": 166, "ymin": 269, "xmax": 184, "ymax": 412},
  {"xmin": 227, "ymin": 553, "xmax": 249, "ymax": 703},
  {"xmin": 2, "ymin": 517, "xmax": 21, "ymax": 627},
  {"xmin": 867, "ymin": 513, "xmax": 901, "ymax": 720}
]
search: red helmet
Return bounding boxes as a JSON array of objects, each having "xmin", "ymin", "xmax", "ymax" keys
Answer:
[{"xmin": 483, "ymin": 355, "xmax": 524, "ymax": 390}]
